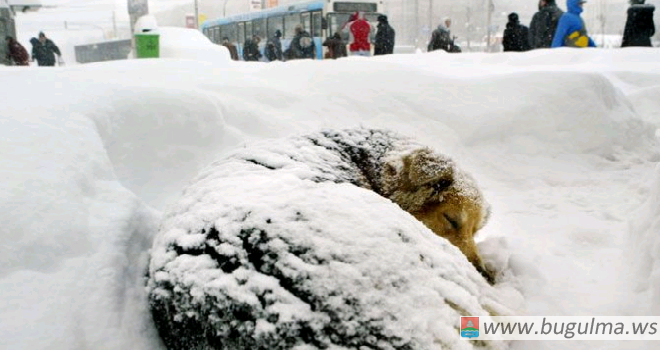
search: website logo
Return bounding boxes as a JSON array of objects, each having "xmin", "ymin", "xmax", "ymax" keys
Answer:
[{"xmin": 461, "ymin": 317, "xmax": 480, "ymax": 338}]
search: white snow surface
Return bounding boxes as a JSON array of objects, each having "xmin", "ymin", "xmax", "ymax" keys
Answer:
[{"xmin": 0, "ymin": 47, "xmax": 660, "ymax": 350}]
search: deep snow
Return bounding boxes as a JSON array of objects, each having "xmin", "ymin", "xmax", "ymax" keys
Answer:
[{"xmin": 1, "ymin": 46, "xmax": 660, "ymax": 350}]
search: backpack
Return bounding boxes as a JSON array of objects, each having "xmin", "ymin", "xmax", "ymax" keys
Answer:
[
  {"xmin": 565, "ymin": 19, "xmax": 589, "ymax": 47},
  {"xmin": 430, "ymin": 28, "xmax": 450, "ymax": 51},
  {"xmin": 299, "ymin": 34, "xmax": 313, "ymax": 48}
]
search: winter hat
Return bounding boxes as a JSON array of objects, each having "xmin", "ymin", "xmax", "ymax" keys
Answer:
[
  {"xmin": 38, "ymin": 31, "xmax": 45, "ymax": 37},
  {"xmin": 508, "ymin": 12, "xmax": 519, "ymax": 23},
  {"xmin": 275, "ymin": 29, "xmax": 282, "ymax": 37},
  {"xmin": 377, "ymin": 15, "xmax": 388, "ymax": 22},
  {"xmin": 630, "ymin": 0, "xmax": 645, "ymax": 4}
]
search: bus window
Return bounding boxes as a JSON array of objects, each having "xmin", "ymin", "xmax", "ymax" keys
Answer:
[
  {"xmin": 284, "ymin": 13, "xmax": 300, "ymax": 38},
  {"xmin": 214, "ymin": 27, "xmax": 221, "ymax": 43},
  {"xmin": 301, "ymin": 12, "xmax": 311, "ymax": 33},
  {"xmin": 312, "ymin": 11, "xmax": 322, "ymax": 37},
  {"xmin": 253, "ymin": 17, "xmax": 267, "ymax": 39},
  {"xmin": 237, "ymin": 22, "xmax": 245, "ymax": 43},
  {"xmin": 245, "ymin": 21, "xmax": 253, "ymax": 40},
  {"xmin": 228, "ymin": 23, "xmax": 238, "ymax": 43},
  {"xmin": 327, "ymin": 13, "xmax": 352, "ymax": 37},
  {"xmin": 363, "ymin": 13, "xmax": 380, "ymax": 24},
  {"xmin": 267, "ymin": 16, "xmax": 284, "ymax": 39}
]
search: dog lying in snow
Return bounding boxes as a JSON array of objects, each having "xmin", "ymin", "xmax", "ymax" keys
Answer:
[
  {"xmin": 222, "ymin": 128, "xmax": 494, "ymax": 283},
  {"xmin": 147, "ymin": 128, "xmax": 507, "ymax": 350}
]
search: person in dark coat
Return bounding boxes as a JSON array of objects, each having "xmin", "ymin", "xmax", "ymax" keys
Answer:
[
  {"xmin": 503, "ymin": 13, "xmax": 531, "ymax": 51},
  {"xmin": 286, "ymin": 26, "xmax": 316, "ymax": 60},
  {"xmin": 621, "ymin": 0, "xmax": 655, "ymax": 47},
  {"xmin": 243, "ymin": 35, "xmax": 262, "ymax": 62},
  {"xmin": 5, "ymin": 37, "xmax": 29, "ymax": 66},
  {"xmin": 374, "ymin": 15, "xmax": 395, "ymax": 55},
  {"xmin": 428, "ymin": 17, "xmax": 452, "ymax": 52},
  {"xmin": 265, "ymin": 29, "xmax": 283, "ymax": 61},
  {"xmin": 322, "ymin": 32, "xmax": 347, "ymax": 59},
  {"xmin": 529, "ymin": 0, "xmax": 564, "ymax": 49},
  {"xmin": 30, "ymin": 32, "xmax": 61, "ymax": 66},
  {"xmin": 222, "ymin": 37, "xmax": 239, "ymax": 61}
]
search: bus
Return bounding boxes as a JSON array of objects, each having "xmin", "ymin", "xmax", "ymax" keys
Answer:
[{"xmin": 200, "ymin": 0, "xmax": 385, "ymax": 60}]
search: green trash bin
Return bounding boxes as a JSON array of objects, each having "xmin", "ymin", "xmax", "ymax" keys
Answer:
[{"xmin": 134, "ymin": 31, "xmax": 160, "ymax": 58}]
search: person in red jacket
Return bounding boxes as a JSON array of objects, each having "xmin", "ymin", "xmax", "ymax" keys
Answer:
[
  {"xmin": 342, "ymin": 12, "xmax": 374, "ymax": 56},
  {"xmin": 5, "ymin": 37, "xmax": 29, "ymax": 66}
]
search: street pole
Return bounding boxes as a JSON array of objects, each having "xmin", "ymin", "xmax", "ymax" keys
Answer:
[
  {"xmin": 486, "ymin": 0, "xmax": 494, "ymax": 52},
  {"xmin": 429, "ymin": 0, "xmax": 433, "ymax": 36},
  {"xmin": 112, "ymin": 11, "xmax": 117, "ymax": 38},
  {"xmin": 414, "ymin": 0, "xmax": 419, "ymax": 49},
  {"xmin": 194, "ymin": 0, "xmax": 199, "ymax": 29},
  {"xmin": 466, "ymin": 6, "xmax": 471, "ymax": 51},
  {"xmin": 224, "ymin": 0, "xmax": 229, "ymax": 17}
]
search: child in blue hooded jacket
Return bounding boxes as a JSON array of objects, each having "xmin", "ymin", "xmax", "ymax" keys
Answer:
[{"xmin": 551, "ymin": 0, "xmax": 596, "ymax": 47}]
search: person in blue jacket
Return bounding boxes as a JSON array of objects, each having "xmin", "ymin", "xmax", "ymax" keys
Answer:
[{"xmin": 551, "ymin": 0, "xmax": 596, "ymax": 47}]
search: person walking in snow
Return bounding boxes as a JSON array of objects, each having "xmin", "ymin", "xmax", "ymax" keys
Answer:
[
  {"xmin": 551, "ymin": 0, "xmax": 596, "ymax": 48},
  {"xmin": 428, "ymin": 17, "xmax": 453, "ymax": 52},
  {"xmin": 265, "ymin": 29, "xmax": 283, "ymax": 61},
  {"xmin": 322, "ymin": 32, "xmax": 347, "ymax": 59},
  {"xmin": 5, "ymin": 36, "xmax": 29, "ymax": 66},
  {"xmin": 374, "ymin": 15, "xmax": 395, "ymax": 55},
  {"xmin": 30, "ymin": 32, "xmax": 62, "ymax": 66},
  {"xmin": 243, "ymin": 35, "xmax": 262, "ymax": 62},
  {"xmin": 342, "ymin": 12, "xmax": 374, "ymax": 56},
  {"xmin": 222, "ymin": 37, "xmax": 239, "ymax": 61},
  {"xmin": 621, "ymin": 0, "xmax": 655, "ymax": 47},
  {"xmin": 529, "ymin": 0, "xmax": 564, "ymax": 49},
  {"xmin": 503, "ymin": 13, "xmax": 531, "ymax": 51},
  {"xmin": 286, "ymin": 25, "xmax": 316, "ymax": 60}
]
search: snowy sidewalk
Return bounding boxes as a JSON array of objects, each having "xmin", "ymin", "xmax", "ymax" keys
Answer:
[{"xmin": 473, "ymin": 150, "xmax": 656, "ymax": 350}]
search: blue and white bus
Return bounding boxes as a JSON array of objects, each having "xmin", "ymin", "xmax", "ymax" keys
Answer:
[{"xmin": 201, "ymin": 0, "xmax": 384, "ymax": 60}]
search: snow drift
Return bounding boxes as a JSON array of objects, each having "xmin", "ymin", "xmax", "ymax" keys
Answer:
[
  {"xmin": 147, "ymin": 129, "xmax": 517, "ymax": 350},
  {"xmin": 629, "ymin": 163, "xmax": 660, "ymax": 314},
  {"xmin": 1, "ymin": 47, "xmax": 659, "ymax": 350}
]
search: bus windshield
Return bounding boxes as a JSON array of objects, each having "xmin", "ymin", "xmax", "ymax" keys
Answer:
[{"xmin": 327, "ymin": 12, "xmax": 380, "ymax": 37}]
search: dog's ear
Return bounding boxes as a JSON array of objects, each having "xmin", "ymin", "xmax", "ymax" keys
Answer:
[{"xmin": 406, "ymin": 148, "xmax": 454, "ymax": 190}]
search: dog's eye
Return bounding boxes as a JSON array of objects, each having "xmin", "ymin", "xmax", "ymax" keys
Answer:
[{"xmin": 443, "ymin": 213, "xmax": 461, "ymax": 230}]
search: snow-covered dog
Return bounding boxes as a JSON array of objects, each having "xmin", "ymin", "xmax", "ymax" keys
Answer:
[{"xmin": 147, "ymin": 128, "xmax": 507, "ymax": 350}]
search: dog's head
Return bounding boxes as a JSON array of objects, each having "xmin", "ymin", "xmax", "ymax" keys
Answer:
[{"xmin": 382, "ymin": 148, "xmax": 491, "ymax": 276}]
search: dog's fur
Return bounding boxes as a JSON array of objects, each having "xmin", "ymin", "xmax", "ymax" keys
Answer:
[
  {"xmin": 234, "ymin": 129, "xmax": 495, "ymax": 283},
  {"xmin": 379, "ymin": 148, "xmax": 494, "ymax": 283}
]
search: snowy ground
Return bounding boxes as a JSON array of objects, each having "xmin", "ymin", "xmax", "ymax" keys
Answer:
[{"xmin": 1, "ymin": 47, "xmax": 660, "ymax": 350}]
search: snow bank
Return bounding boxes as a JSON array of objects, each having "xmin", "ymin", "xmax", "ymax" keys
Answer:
[
  {"xmin": 148, "ymin": 129, "xmax": 519, "ymax": 350},
  {"xmin": 1, "ymin": 47, "xmax": 659, "ymax": 350},
  {"xmin": 157, "ymin": 26, "xmax": 231, "ymax": 63},
  {"xmin": 132, "ymin": 15, "xmax": 231, "ymax": 63},
  {"xmin": 0, "ymin": 62, "xmax": 231, "ymax": 350},
  {"xmin": 629, "ymin": 163, "xmax": 660, "ymax": 314}
]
